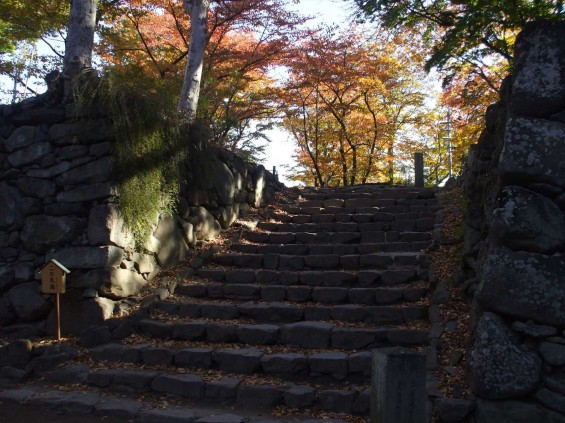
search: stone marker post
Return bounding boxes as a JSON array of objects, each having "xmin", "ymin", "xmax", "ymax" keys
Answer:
[
  {"xmin": 414, "ymin": 153, "xmax": 424, "ymax": 188},
  {"xmin": 371, "ymin": 347, "xmax": 427, "ymax": 423}
]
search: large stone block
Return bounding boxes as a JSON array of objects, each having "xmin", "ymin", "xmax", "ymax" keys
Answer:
[
  {"xmin": 16, "ymin": 177, "xmax": 56, "ymax": 198},
  {"xmin": 9, "ymin": 108, "xmax": 65, "ymax": 126},
  {"xmin": 214, "ymin": 162, "xmax": 235, "ymax": 206},
  {"xmin": 0, "ymin": 296, "xmax": 16, "ymax": 325},
  {"xmin": 20, "ymin": 216, "xmax": 85, "ymax": 253},
  {"xmin": 5, "ymin": 126, "xmax": 46, "ymax": 152},
  {"xmin": 252, "ymin": 166, "xmax": 267, "ymax": 208},
  {"xmin": 55, "ymin": 156, "xmax": 111, "ymax": 186},
  {"xmin": 67, "ymin": 268, "xmax": 146, "ymax": 298},
  {"xmin": 477, "ymin": 249, "xmax": 565, "ymax": 327},
  {"xmin": 218, "ymin": 204, "xmax": 239, "ymax": 229},
  {"xmin": 468, "ymin": 313, "xmax": 541, "ymax": 399},
  {"xmin": 7, "ymin": 282, "xmax": 52, "ymax": 321},
  {"xmin": 106, "ymin": 269, "xmax": 147, "ymax": 297},
  {"xmin": 27, "ymin": 161, "xmax": 70, "ymax": 178},
  {"xmin": 491, "ymin": 186, "xmax": 565, "ymax": 253},
  {"xmin": 188, "ymin": 207, "xmax": 221, "ymax": 240},
  {"xmin": 0, "ymin": 265, "xmax": 16, "ymax": 293},
  {"xmin": 474, "ymin": 398, "xmax": 565, "ymax": 423},
  {"xmin": 56, "ymin": 182, "xmax": 116, "ymax": 203},
  {"xmin": 87, "ymin": 204, "xmax": 134, "ymax": 249},
  {"xmin": 511, "ymin": 22, "xmax": 565, "ymax": 118},
  {"xmin": 48, "ymin": 119, "xmax": 111, "ymax": 146},
  {"xmin": 154, "ymin": 215, "xmax": 190, "ymax": 269},
  {"xmin": 0, "ymin": 182, "xmax": 24, "ymax": 230},
  {"xmin": 46, "ymin": 246, "xmax": 124, "ymax": 269},
  {"xmin": 499, "ymin": 118, "xmax": 565, "ymax": 188},
  {"xmin": 8, "ymin": 142, "xmax": 52, "ymax": 167}
]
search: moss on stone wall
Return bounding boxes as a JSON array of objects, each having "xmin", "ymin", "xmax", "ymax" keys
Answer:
[{"xmin": 74, "ymin": 72, "xmax": 189, "ymax": 247}]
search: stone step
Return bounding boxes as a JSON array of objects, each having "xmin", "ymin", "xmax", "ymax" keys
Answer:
[
  {"xmin": 271, "ymin": 211, "xmax": 437, "ymax": 224},
  {"xmin": 176, "ymin": 282, "xmax": 429, "ymax": 305},
  {"xmin": 195, "ymin": 267, "xmax": 425, "ymax": 287},
  {"xmin": 281, "ymin": 204, "xmax": 439, "ymax": 216},
  {"xmin": 231, "ymin": 241, "xmax": 430, "ymax": 255},
  {"xmin": 88, "ymin": 367, "xmax": 370, "ymax": 415},
  {"xmin": 296, "ymin": 197, "xmax": 437, "ymax": 209},
  {"xmin": 137, "ymin": 318, "xmax": 429, "ymax": 350},
  {"xmin": 155, "ymin": 299, "xmax": 427, "ymax": 325},
  {"xmin": 89, "ymin": 342, "xmax": 372, "ymax": 384},
  {"xmin": 212, "ymin": 252, "xmax": 430, "ymax": 271},
  {"xmin": 256, "ymin": 220, "xmax": 434, "ymax": 233},
  {"xmin": 297, "ymin": 187, "xmax": 435, "ymax": 201},
  {"xmin": 33, "ymin": 363, "xmax": 371, "ymax": 415},
  {"xmin": 243, "ymin": 230, "xmax": 432, "ymax": 245}
]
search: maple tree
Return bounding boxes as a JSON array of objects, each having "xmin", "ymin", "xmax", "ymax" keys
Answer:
[
  {"xmin": 97, "ymin": 0, "xmax": 305, "ymax": 154},
  {"xmin": 279, "ymin": 25, "xmax": 434, "ymax": 187}
]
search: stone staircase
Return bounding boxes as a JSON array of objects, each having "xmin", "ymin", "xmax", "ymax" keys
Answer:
[{"xmin": 1, "ymin": 184, "xmax": 439, "ymax": 422}]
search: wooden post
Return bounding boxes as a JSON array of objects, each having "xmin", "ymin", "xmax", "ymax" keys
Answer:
[{"xmin": 55, "ymin": 293, "xmax": 61, "ymax": 340}]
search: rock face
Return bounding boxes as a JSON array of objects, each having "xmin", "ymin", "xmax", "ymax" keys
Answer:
[
  {"xmin": 0, "ymin": 99, "xmax": 281, "ymax": 335},
  {"xmin": 499, "ymin": 118, "xmax": 565, "ymax": 188},
  {"xmin": 491, "ymin": 186, "xmax": 565, "ymax": 253},
  {"xmin": 468, "ymin": 313, "xmax": 541, "ymax": 399},
  {"xmin": 462, "ymin": 21, "xmax": 565, "ymax": 422},
  {"xmin": 20, "ymin": 216, "xmax": 85, "ymax": 253},
  {"xmin": 477, "ymin": 250, "xmax": 565, "ymax": 327},
  {"xmin": 511, "ymin": 21, "xmax": 565, "ymax": 118}
]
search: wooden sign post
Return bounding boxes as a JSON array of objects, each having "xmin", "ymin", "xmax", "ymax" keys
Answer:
[{"xmin": 40, "ymin": 259, "xmax": 70, "ymax": 340}]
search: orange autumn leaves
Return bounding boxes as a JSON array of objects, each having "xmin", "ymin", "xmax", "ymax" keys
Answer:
[
  {"xmin": 96, "ymin": 1, "xmax": 501, "ymax": 185},
  {"xmin": 98, "ymin": 0, "xmax": 305, "ymax": 155},
  {"xmin": 279, "ymin": 27, "xmax": 432, "ymax": 187}
]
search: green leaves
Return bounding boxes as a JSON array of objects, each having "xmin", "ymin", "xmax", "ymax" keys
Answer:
[
  {"xmin": 352, "ymin": 0, "xmax": 564, "ymax": 74},
  {"xmin": 0, "ymin": 0, "xmax": 68, "ymax": 54}
]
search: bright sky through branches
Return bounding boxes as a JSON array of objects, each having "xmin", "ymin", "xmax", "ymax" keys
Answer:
[{"xmin": 262, "ymin": 0, "xmax": 356, "ymax": 186}]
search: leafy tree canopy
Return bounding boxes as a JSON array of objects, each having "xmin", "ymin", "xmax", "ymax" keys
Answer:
[
  {"xmin": 0, "ymin": 0, "xmax": 68, "ymax": 54},
  {"xmin": 352, "ymin": 0, "xmax": 564, "ymax": 79}
]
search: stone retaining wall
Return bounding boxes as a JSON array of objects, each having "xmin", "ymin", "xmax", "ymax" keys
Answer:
[
  {"xmin": 0, "ymin": 101, "xmax": 281, "ymax": 337},
  {"xmin": 462, "ymin": 21, "xmax": 565, "ymax": 421}
]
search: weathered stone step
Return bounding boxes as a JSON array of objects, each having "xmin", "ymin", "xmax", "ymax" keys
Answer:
[
  {"xmin": 137, "ymin": 318, "xmax": 429, "ymax": 350},
  {"xmin": 195, "ymin": 267, "xmax": 425, "ymax": 287},
  {"xmin": 281, "ymin": 204, "xmax": 439, "ymax": 216},
  {"xmin": 243, "ymin": 230, "xmax": 432, "ymax": 245},
  {"xmin": 271, "ymin": 211, "xmax": 437, "ymax": 224},
  {"xmin": 33, "ymin": 363, "xmax": 370, "ymax": 415},
  {"xmin": 256, "ymin": 219, "xmax": 434, "ymax": 233},
  {"xmin": 155, "ymin": 299, "xmax": 427, "ymax": 325},
  {"xmin": 295, "ymin": 197, "xmax": 437, "ymax": 209},
  {"xmin": 0, "ymin": 384, "xmax": 362, "ymax": 420},
  {"xmin": 232, "ymin": 241, "xmax": 430, "ymax": 255},
  {"xmin": 89, "ymin": 342, "xmax": 372, "ymax": 384},
  {"xmin": 176, "ymin": 282, "xmax": 428, "ymax": 305},
  {"xmin": 298, "ymin": 188, "xmax": 435, "ymax": 201},
  {"xmin": 88, "ymin": 368, "xmax": 370, "ymax": 415},
  {"xmin": 212, "ymin": 252, "xmax": 430, "ymax": 270}
]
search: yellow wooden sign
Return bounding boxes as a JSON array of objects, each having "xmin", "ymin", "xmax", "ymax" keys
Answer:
[{"xmin": 40, "ymin": 259, "xmax": 70, "ymax": 294}]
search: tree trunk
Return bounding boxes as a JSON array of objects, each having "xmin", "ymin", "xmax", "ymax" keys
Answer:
[
  {"xmin": 64, "ymin": 0, "xmax": 96, "ymax": 72},
  {"xmin": 178, "ymin": 0, "xmax": 210, "ymax": 122}
]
